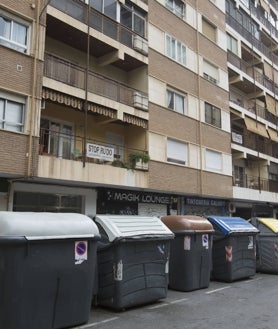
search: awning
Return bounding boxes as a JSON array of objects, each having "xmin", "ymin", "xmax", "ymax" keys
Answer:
[
  {"xmin": 87, "ymin": 103, "xmax": 117, "ymax": 119},
  {"xmin": 123, "ymin": 113, "xmax": 148, "ymax": 129},
  {"xmin": 42, "ymin": 88, "xmax": 82, "ymax": 110},
  {"xmin": 259, "ymin": 0, "xmax": 270, "ymax": 14},
  {"xmin": 244, "ymin": 117, "xmax": 268, "ymax": 138},
  {"xmin": 265, "ymin": 94, "xmax": 277, "ymax": 115},
  {"xmin": 267, "ymin": 128, "xmax": 278, "ymax": 143}
]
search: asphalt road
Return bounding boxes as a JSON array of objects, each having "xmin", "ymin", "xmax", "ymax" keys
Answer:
[{"xmin": 71, "ymin": 273, "xmax": 277, "ymax": 329}]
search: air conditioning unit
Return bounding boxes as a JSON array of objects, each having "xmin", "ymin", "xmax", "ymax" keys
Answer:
[
  {"xmin": 133, "ymin": 35, "xmax": 148, "ymax": 56},
  {"xmin": 133, "ymin": 92, "xmax": 148, "ymax": 111},
  {"xmin": 203, "ymin": 73, "xmax": 217, "ymax": 84}
]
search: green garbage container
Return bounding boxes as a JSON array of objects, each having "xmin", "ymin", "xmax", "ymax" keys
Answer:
[
  {"xmin": 0, "ymin": 212, "xmax": 100, "ymax": 329},
  {"xmin": 161, "ymin": 215, "xmax": 214, "ymax": 292}
]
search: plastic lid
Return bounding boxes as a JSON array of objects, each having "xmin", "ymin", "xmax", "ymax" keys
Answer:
[
  {"xmin": 207, "ymin": 216, "xmax": 259, "ymax": 235},
  {"xmin": 257, "ymin": 218, "xmax": 278, "ymax": 233},
  {"xmin": 94, "ymin": 215, "xmax": 174, "ymax": 242},
  {"xmin": 0, "ymin": 212, "xmax": 99, "ymax": 240},
  {"xmin": 161, "ymin": 215, "xmax": 214, "ymax": 232}
]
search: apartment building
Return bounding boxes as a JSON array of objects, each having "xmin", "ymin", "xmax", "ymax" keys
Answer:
[
  {"xmin": 227, "ymin": 0, "xmax": 278, "ymax": 218},
  {"xmin": 0, "ymin": 0, "xmax": 277, "ymax": 219}
]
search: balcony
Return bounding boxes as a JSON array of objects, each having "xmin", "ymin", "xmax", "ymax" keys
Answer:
[
  {"xmin": 226, "ymin": 14, "xmax": 278, "ymax": 66},
  {"xmin": 44, "ymin": 53, "xmax": 148, "ymax": 112},
  {"xmin": 47, "ymin": 0, "xmax": 148, "ymax": 71},
  {"xmin": 228, "ymin": 51, "xmax": 278, "ymax": 95},
  {"xmin": 38, "ymin": 128, "xmax": 149, "ymax": 188}
]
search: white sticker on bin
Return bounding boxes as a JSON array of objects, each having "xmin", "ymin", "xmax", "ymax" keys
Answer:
[
  {"xmin": 202, "ymin": 234, "xmax": 209, "ymax": 249},
  {"xmin": 75, "ymin": 241, "xmax": 88, "ymax": 265},
  {"xmin": 184, "ymin": 236, "xmax": 191, "ymax": 250}
]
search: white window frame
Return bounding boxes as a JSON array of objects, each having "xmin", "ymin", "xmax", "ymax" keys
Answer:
[
  {"xmin": 165, "ymin": 0, "xmax": 185, "ymax": 19},
  {"xmin": 227, "ymin": 33, "xmax": 238, "ymax": 55},
  {"xmin": 167, "ymin": 138, "xmax": 188, "ymax": 165},
  {"xmin": 205, "ymin": 149, "xmax": 222, "ymax": 172},
  {"xmin": 166, "ymin": 34, "xmax": 186, "ymax": 66},
  {"xmin": 0, "ymin": 91, "xmax": 25, "ymax": 132},
  {"xmin": 166, "ymin": 88, "xmax": 187, "ymax": 114},
  {"xmin": 0, "ymin": 11, "xmax": 30, "ymax": 54}
]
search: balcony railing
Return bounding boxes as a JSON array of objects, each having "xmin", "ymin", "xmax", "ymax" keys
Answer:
[
  {"xmin": 50, "ymin": 0, "xmax": 147, "ymax": 51},
  {"xmin": 226, "ymin": 14, "xmax": 278, "ymax": 66},
  {"xmin": 228, "ymin": 51, "xmax": 278, "ymax": 95},
  {"xmin": 44, "ymin": 53, "xmax": 148, "ymax": 109},
  {"xmin": 229, "ymin": 89, "xmax": 277, "ymax": 125},
  {"xmin": 233, "ymin": 175, "xmax": 273, "ymax": 192},
  {"xmin": 39, "ymin": 128, "xmax": 149, "ymax": 170}
]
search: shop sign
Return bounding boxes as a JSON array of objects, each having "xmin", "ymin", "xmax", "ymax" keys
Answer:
[
  {"xmin": 106, "ymin": 190, "xmax": 171, "ymax": 205},
  {"xmin": 186, "ymin": 198, "xmax": 226, "ymax": 207},
  {"xmin": 86, "ymin": 143, "xmax": 114, "ymax": 161}
]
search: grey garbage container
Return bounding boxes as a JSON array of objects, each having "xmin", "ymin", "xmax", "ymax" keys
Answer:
[
  {"xmin": 250, "ymin": 217, "xmax": 278, "ymax": 273},
  {"xmin": 0, "ymin": 212, "xmax": 100, "ymax": 329},
  {"xmin": 94, "ymin": 215, "xmax": 174, "ymax": 311},
  {"xmin": 207, "ymin": 216, "xmax": 259, "ymax": 282},
  {"xmin": 161, "ymin": 215, "xmax": 214, "ymax": 291}
]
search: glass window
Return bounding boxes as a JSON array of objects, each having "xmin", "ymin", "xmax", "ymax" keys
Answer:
[
  {"xmin": 203, "ymin": 60, "xmax": 218, "ymax": 84},
  {"xmin": 205, "ymin": 149, "xmax": 222, "ymax": 171},
  {"xmin": 167, "ymin": 89, "xmax": 186, "ymax": 114},
  {"xmin": 40, "ymin": 119, "xmax": 73, "ymax": 159},
  {"xmin": 166, "ymin": 34, "xmax": 186, "ymax": 65},
  {"xmin": 227, "ymin": 33, "xmax": 238, "ymax": 55},
  {"xmin": 167, "ymin": 138, "xmax": 188, "ymax": 165},
  {"xmin": 0, "ymin": 95, "xmax": 24, "ymax": 132},
  {"xmin": 165, "ymin": 0, "xmax": 185, "ymax": 18},
  {"xmin": 0, "ymin": 15, "xmax": 28, "ymax": 53},
  {"xmin": 120, "ymin": 1, "xmax": 146, "ymax": 37},
  {"xmin": 205, "ymin": 102, "xmax": 221, "ymax": 128}
]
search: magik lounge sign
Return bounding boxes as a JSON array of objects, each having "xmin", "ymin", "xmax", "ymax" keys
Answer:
[
  {"xmin": 106, "ymin": 190, "xmax": 171, "ymax": 205},
  {"xmin": 86, "ymin": 143, "xmax": 114, "ymax": 161}
]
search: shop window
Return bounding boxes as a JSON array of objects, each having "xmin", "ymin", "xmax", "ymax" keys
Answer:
[
  {"xmin": 167, "ymin": 138, "xmax": 188, "ymax": 165},
  {"xmin": 0, "ymin": 91, "xmax": 25, "ymax": 132},
  {"xmin": 0, "ymin": 13, "xmax": 29, "ymax": 53}
]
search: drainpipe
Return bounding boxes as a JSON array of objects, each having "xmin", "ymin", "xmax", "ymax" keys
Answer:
[
  {"xmin": 83, "ymin": 2, "xmax": 90, "ymax": 168},
  {"xmin": 196, "ymin": 0, "xmax": 203, "ymax": 195},
  {"xmin": 27, "ymin": 0, "xmax": 42, "ymax": 177}
]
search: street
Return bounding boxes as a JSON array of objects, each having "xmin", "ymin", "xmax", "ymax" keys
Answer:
[{"xmin": 72, "ymin": 273, "xmax": 278, "ymax": 329}]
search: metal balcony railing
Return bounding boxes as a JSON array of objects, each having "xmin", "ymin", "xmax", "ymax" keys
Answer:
[
  {"xmin": 44, "ymin": 53, "xmax": 148, "ymax": 108},
  {"xmin": 39, "ymin": 128, "xmax": 149, "ymax": 170},
  {"xmin": 233, "ymin": 174, "xmax": 272, "ymax": 192},
  {"xmin": 226, "ymin": 14, "xmax": 278, "ymax": 66},
  {"xmin": 50, "ymin": 0, "xmax": 147, "ymax": 50}
]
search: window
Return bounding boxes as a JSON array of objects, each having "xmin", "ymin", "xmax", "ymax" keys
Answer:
[
  {"xmin": 202, "ymin": 18, "xmax": 217, "ymax": 43},
  {"xmin": 120, "ymin": 1, "xmax": 146, "ymax": 37},
  {"xmin": 0, "ymin": 93, "xmax": 25, "ymax": 132},
  {"xmin": 166, "ymin": 89, "xmax": 186, "ymax": 114},
  {"xmin": 205, "ymin": 149, "xmax": 222, "ymax": 171},
  {"xmin": 40, "ymin": 119, "xmax": 73, "ymax": 159},
  {"xmin": 0, "ymin": 14, "xmax": 28, "ymax": 53},
  {"xmin": 239, "ymin": 0, "xmax": 249, "ymax": 8},
  {"xmin": 205, "ymin": 102, "xmax": 221, "ymax": 128},
  {"xmin": 166, "ymin": 35, "xmax": 186, "ymax": 65},
  {"xmin": 165, "ymin": 0, "xmax": 185, "ymax": 18},
  {"xmin": 203, "ymin": 60, "xmax": 218, "ymax": 84},
  {"xmin": 90, "ymin": 0, "xmax": 117, "ymax": 20},
  {"xmin": 227, "ymin": 33, "xmax": 238, "ymax": 55},
  {"xmin": 167, "ymin": 138, "xmax": 188, "ymax": 165}
]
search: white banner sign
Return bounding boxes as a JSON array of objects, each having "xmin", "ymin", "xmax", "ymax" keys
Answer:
[{"xmin": 86, "ymin": 143, "xmax": 114, "ymax": 161}]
